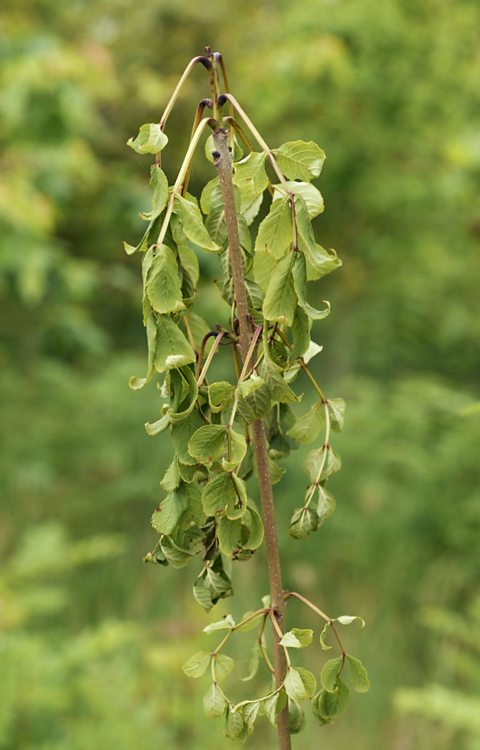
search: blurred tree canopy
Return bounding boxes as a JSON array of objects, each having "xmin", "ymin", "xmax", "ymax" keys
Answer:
[{"xmin": 1, "ymin": 1, "xmax": 479, "ymax": 748}]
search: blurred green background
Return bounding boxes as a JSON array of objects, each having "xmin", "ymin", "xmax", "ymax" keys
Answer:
[{"xmin": 1, "ymin": 0, "xmax": 479, "ymax": 748}]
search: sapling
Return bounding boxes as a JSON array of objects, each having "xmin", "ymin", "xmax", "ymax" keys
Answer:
[{"xmin": 125, "ymin": 47, "xmax": 369, "ymax": 749}]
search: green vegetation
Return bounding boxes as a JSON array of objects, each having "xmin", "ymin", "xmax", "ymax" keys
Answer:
[{"xmin": 1, "ymin": 1, "xmax": 479, "ymax": 748}]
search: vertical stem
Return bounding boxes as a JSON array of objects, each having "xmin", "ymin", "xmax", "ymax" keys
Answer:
[{"xmin": 212, "ymin": 127, "xmax": 292, "ymax": 750}]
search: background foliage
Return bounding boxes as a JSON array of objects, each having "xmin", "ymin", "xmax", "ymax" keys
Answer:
[{"xmin": 1, "ymin": 0, "xmax": 479, "ymax": 748}]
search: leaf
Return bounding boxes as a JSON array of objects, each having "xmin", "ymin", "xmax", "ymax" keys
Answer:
[
  {"xmin": 292, "ymin": 253, "xmax": 331, "ymax": 320},
  {"xmin": 178, "ymin": 244, "xmax": 200, "ymax": 286},
  {"xmin": 263, "ymin": 691, "xmax": 286, "ymax": 727},
  {"xmin": 182, "ymin": 651, "xmax": 211, "ymax": 678},
  {"xmin": 243, "ymin": 506, "xmax": 264, "ymax": 550},
  {"xmin": 327, "ymin": 398, "xmax": 346, "ymax": 432},
  {"xmin": 208, "ymin": 381, "xmax": 235, "ymax": 413},
  {"xmin": 346, "ymin": 655, "xmax": 370, "ymax": 693},
  {"xmin": 171, "ymin": 410, "xmax": 204, "ymax": 465},
  {"xmin": 160, "ymin": 458, "xmax": 181, "ymax": 492},
  {"xmin": 288, "ymin": 699, "xmax": 306, "ymax": 734},
  {"xmin": 217, "ymin": 516, "xmax": 242, "ymax": 557},
  {"xmin": 127, "ymin": 123, "xmax": 168, "ymax": 154},
  {"xmin": 319, "ymin": 622, "xmax": 333, "ymax": 651},
  {"xmin": 262, "ymin": 253, "xmax": 297, "ymax": 326},
  {"xmin": 254, "ymin": 196, "xmax": 292, "ymax": 259},
  {"xmin": 141, "ymin": 164, "xmax": 169, "ymax": 220},
  {"xmin": 280, "ymin": 628, "xmax": 313, "ymax": 648},
  {"xmin": 226, "ymin": 707, "xmax": 245, "ymax": 739},
  {"xmin": 123, "ymin": 214, "xmax": 161, "ymax": 256},
  {"xmin": 313, "ymin": 680, "xmax": 350, "ymax": 724},
  {"xmin": 154, "ymin": 315, "xmax": 195, "ymax": 372},
  {"xmin": 290, "ymin": 306, "xmax": 311, "ymax": 360},
  {"xmin": 233, "ymin": 151, "xmax": 269, "ymax": 215},
  {"xmin": 188, "ymin": 424, "xmax": 227, "ymax": 464},
  {"xmin": 273, "ymin": 181, "xmax": 324, "ymax": 218},
  {"xmin": 144, "ymin": 412, "xmax": 170, "ymax": 436},
  {"xmin": 203, "ymin": 614, "xmax": 236, "ymax": 633},
  {"xmin": 215, "ymin": 653, "xmax": 235, "ymax": 683},
  {"xmin": 284, "ymin": 667, "xmax": 316, "ymax": 700},
  {"xmin": 128, "ymin": 310, "xmax": 157, "ymax": 389},
  {"xmin": 202, "ymin": 472, "xmax": 236, "ymax": 517},
  {"xmin": 304, "ymin": 446, "xmax": 341, "ymax": 482},
  {"xmin": 173, "ymin": 194, "xmax": 220, "ymax": 252},
  {"xmin": 222, "ymin": 429, "xmax": 247, "ymax": 471},
  {"xmin": 243, "ymin": 700, "xmax": 260, "ymax": 731},
  {"xmin": 252, "ymin": 245, "xmax": 276, "ymax": 294},
  {"xmin": 151, "ymin": 489, "xmax": 188, "ymax": 535},
  {"xmin": 145, "ymin": 244, "xmax": 185, "ymax": 314},
  {"xmin": 335, "ymin": 615, "xmax": 366, "ymax": 628},
  {"xmin": 321, "ymin": 656, "xmax": 343, "ymax": 693},
  {"xmin": 273, "ymin": 140, "xmax": 325, "ymax": 181},
  {"xmin": 316, "ymin": 485, "xmax": 336, "ymax": 526},
  {"xmin": 289, "ymin": 507, "xmax": 318, "ymax": 540},
  {"xmin": 237, "ymin": 375, "xmax": 272, "ymax": 423},
  {"xmin": 203, "ymin": 684, "xmax": 227, "ymax": 718},
  {"xmin": 287, "ymin": 402, "xmax": 325, "ymax": 444}
]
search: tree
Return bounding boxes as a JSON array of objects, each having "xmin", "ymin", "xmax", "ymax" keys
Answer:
[{"xmin": 126, "ymin": 47, "xmax": 368, "ymax": 748}]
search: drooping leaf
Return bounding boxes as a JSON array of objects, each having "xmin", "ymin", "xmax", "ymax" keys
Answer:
[
  {"xmin": 203, "ymin": 684, "xmax": 227, "ymax": 718},
  {"xmin": 182, "ymin": 651, "xmax": 211, "ymax": 679},
  {"xmin": 144, "ymin": 412, "xmax": 170, "ymax": 436},
  {"xmin": 203, "ymin": 614, "xmax": 236, "ymax": 633},
  {"xmin": 233, "ymin": 151, "xmax": 269, "ymax": 216},
  {"xmin": 316, "ymin": 485, "xmax": 336, "ymax": 526},
  {"xmin": 319, "ymin": 622, "xmax": 333, "ymax": 651},
  {"xmin": 202, "ymin": 472, "xmax": 247, "ymax": 519},
  {"xmin": 225, "ymin": 707, "xmax": 245, "ymax": 739},
  {"xmin": 154, "ymin": 315, "xmax": 196, "ymax": 372},
  {"xmin": 222, "ymin": 428, "xmax": 247, "ymax": 471},
  {"xmin": 273, "ymin": 181, "xmax": 324, "ymax": 218},
  {"xmin": 284, "ymin": 667, "xmax": 316, "ymax": 700},
  {"xmin": 160, "ymin": 458, "xmax": 181, "ymax": 492},
  {"xmin": 346, "ymin": 655, "xmax": 370, "ymax": 693},
  {"xmin": 254, "ymin": 196, "xmax": 292, "ymax": 259},
  {"xmin": 280, "ymin": 628, "xmax": 313, "ymax": 649},
  {"xmin": 173, "ymin": 194, "xmax": 221, "ymax": 252},
  {"xmin": 127, "ymin": 123, "xmax": 168, "ymax": 154},
  {"xmin": 171, "ymin": 410, "xmax": 204, "ymax": 465},
  {"xmin": 243, "ymin": 506, "xmax": 264, "ymax": 550},
  {"xmin": 188, "ymin": 424, "xmax": 227, "ymax": 464},
  {"xmin": 304, "ymin": 445, "xmax": 341, "ymax": 482},
  {"xmin": 327, "ymin": 398, "xmax": 346, "ymax": 432},
  {"xmin": 313, "ymin": 680, "xmax": 350, "ymax": 724},
  {"xmin": 151, "ymin": 488, "xmax": 188, "ymax": 535},
  {"xmin": 288, "ymin": 698, "xmax": 306, "ymax": 734},
  {"xmin": 321, "ymin": 656, "xmax": 344, "ymax": 693},
  {"xmin": 208, "ymin": 381, "xmax": 235, "ymax": 413},
  {"xmin": 146, "ymin": 244, "xmax": 185, "ymax": 314},
  {"xmin": 217, "ymin": 516, "xmax": 242, "ymax": 557},
  {"xmin": 292, "ymin": 253, "xmax": 331, "ymax": 320},
  {"xmin": 243, "ymin": 700, "xmax": 260, "ymax": 731},
  {"xmin": 289, "ymin": 506, "xmax": 318, "ymax": 540},
  {"xmin": 335, "ymin": 615, "xmax": 366, "ymax": 627},
  {"xmin": 262, "ymin": 253, "xmax": 297, "ymax": 326},
  {"xmin": 141, "ymin": 164, "xmax": 169, "ymax": 220},
  {"xmin": 273, "ymin": 140, "xmax": 325, "ymax": 181},
  {"xmin": 287, "ymin": 401, "xmax": 325, "ymax": 444},
  {"xmin": 215, "ymin": 653, "xmax": 235, "ymax": 683},
  {"xmin": 241, "ymin": 642, "xmax": 260, "ymax": 682},
  {"xmin": 237, "ymin": 374, "xmax": 272, "ymax": 423},
  {"xmin": 252, "ymin": 245, "xmax": 277, "ymax": 293}
]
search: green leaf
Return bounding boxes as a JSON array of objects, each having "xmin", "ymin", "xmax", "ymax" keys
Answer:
[
  {"xmin": 154, "ymin": 315, "xmax": 195, "ymax": 372},
  {"xmin": 252, "ymin": 245, "xmax": 276, "ymax": 293},
  {"xmin": 313, "ymin": 680, "xmax": 350, "ymax": 724},
  {"xmin": 145, "ymin": 244, "xmax": 185, "ymax": 314},
  {"xmin": 202, "ymin": 472, "xmax": 247, "ymax": 519},
  {"xmin": 273, "ymin": 181, "xmax": 324, "ymax": 218},
  {"xmin": 203, "ymin": 684, "xmax": 227, "ymax": 718},
  {"xmin": 233, "ymin": 151, "xmax": 268, "ymax": 216},
  {"xmin": 123, "ymin": 214, "xmax": 161, "ymax": 256},
  {"xmin": 217, "ymin": 516, "xmax": 242, "ymax": 558},
  {"xmin": 178, "ymin": 244, "xmax": 200, "ymax": 287},
  {"xmin": 304, "ymin": 446, "xmax": 341, "ymax": 482},
  {"xmin": 280, "ymin": 628, "xmax": 313, "ymax": 649},
  {"xmin": 188, "ymin": 424, "xmax": 227, "ymax": 464},
  {"xmin": 290, "ymin": 306, "xmax": 311, "ymax": 360},
  {"xmin": 335, "ymin": 615, "xmax": 366, "ymax": 627},
  {"xmin": 208, "ymin": 381, "xmax": 235, "ymax": 414},
  {"xmin": 273, "ymin": 140, "xmax": 325, "ymax": 181},
  {"xmin": 243, "ymin": 506, "xmax": 264, "ymax": 550},
  {"xmin": 129, "ymin": 310, "xmax": 157, "ymax": 389},
  {"xmin": 284, "ymin": 667, "xmax": 316, "ymax": 700},
  {"xmin": 215, "ymin": 653, "xmax": 235, "ymax": 683},
  {"xmin": 319, "ymin": 622, "xmax": 333, "ymax": 651},
  {"xmin": 160, "ymin": 458, "xmax": 181, "ymax": 492},
  {"xmin": 127, "ymin": 123, "xmax": 168, "ymax": 154},
  {"xmin": 327, "ymin": 398, "xmax": 346, "ymax": 432},
  {"xmin": 288, "ymin": 699, "xmax": 306, "ymax": 734},
  {"xmin": 346, "ymin": 655, "xmax": 370, "ymax": 693},
  {"xmin": 173, "ymin": 194, "xmax": 220, "ymax": 252},
  {"xmin": 222, "ymin": 429, "xmax": 247, "ymax": 471},
  {"xmin": 144, "ymin": 412, "xmax": 170, "ymax": 436},
  {"xmin": 151, "ymin": 488, "xmax": 188, "ymax": 535},
  {"xmin": 263, "ymin": 691, "xmax": 286, "ymax": 727},
  {"xmin": 316, "ymin": 485, "xmax": 336, "ymax": 526},
  {"xmin": 321, "ymin": 656, "xmax": 343, "ymax": 693},
  {"xmin": 292, "ymin": 253, "xmax": 331, "ymax": 320},
  {"xmin": 287, "ymin": 402, "xmax": 325, "ymax": 444},
  {"xmin": 141, "ymin": 164, "xmax": 169, "ymax": 220},
  {"xmin": 243, "ymin": 700, "xmax": 260, "ymax": 731},
  {"xmin": 182, "ymin": 651, "xmax": 211, "ymax": 678},
  {"xmin": 225, "ymin": 707, "xmax": 245, "ymax": 739},
  {"xmin": 289, "ymin": 507, "xmax": 318, "ymax": 540},
  {"xmin": 203, "ymin": 614, "xmax": 235, "ymax": 633},
  {"xmin": 237, "ymin": 375, "xmax": 272, "ymax": 423},
  {"xmin": 171, "ymin": 410, "xmax": 204, "ymax": 465},
  {"xmin": 262, "ymin": 253, "xmax": 297, "ymax": 326},
  {"xmin": 254, "ymin": 196, "xmax": 292, "ymax": 259}
]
